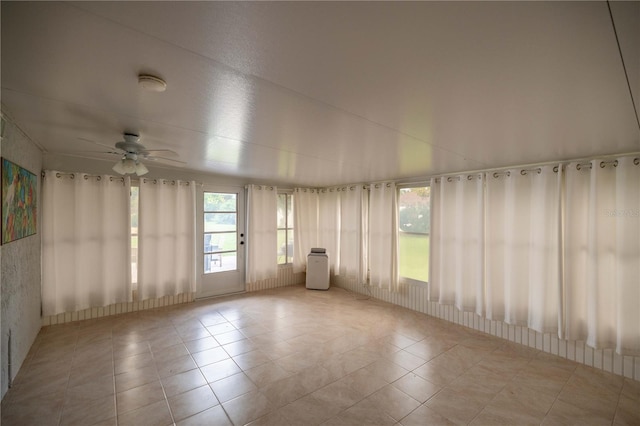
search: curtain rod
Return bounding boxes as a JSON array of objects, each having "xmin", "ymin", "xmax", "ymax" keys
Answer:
[
  {"xmin": 43, "ymin": 171, "xmax": 125, "ymax": 182},
  {"xmin": 291, "ymin": 152, "xmax": 640, "ymax": 192},
  {"xmin": 427, "ymin": 151, "xmax": 640, "ymax": 182}
]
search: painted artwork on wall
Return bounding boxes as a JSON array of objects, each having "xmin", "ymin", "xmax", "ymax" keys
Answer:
[{"xmin": 1, "ymin": 158, "xmax": 37, "ymax": 244}]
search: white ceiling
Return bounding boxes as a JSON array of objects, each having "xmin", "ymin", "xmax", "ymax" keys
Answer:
[{"xmin": 2, "ymin": 1, "xmax": 639, "ymax": 187}]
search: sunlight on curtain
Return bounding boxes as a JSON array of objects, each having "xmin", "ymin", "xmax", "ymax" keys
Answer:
[
  {"xmin": 42, "ymin": 172, "xmax": 130, "ymax": 316},
  {"xmin": 368, "ymin": 183, "xmax": 398, "ymax": 290},
  {"xmin": 564, "ymin": 158, "xmax": 640, "ymax": 354},
  {"xmin": 338, "ymin": 185, "xmax": 366, "ymax": 283},
  {"xmin": 293, "ymin": 188, "xmax": 319, "ymax": 273},
  {"xmin": 137, "ymin": 179, "xmax": 195, "ymax": 300},
  {"xmin": 485, "ymin": 166, "xmax": 561, "ymax": 332},
  {"xmin": 430, "ymin": 174, "xmax": 484, "ymax": 314},
  {"xmin": 247, "ymin": 184, "xmax": 278, "ymax": 283},
  {"xmin": 318, "ymin": 189, "xmax": 340, "ymax": 275}
]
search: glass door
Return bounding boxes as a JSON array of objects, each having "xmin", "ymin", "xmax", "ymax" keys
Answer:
[{"xmin": 196, "ymin": 185, "xmax": 245, "ymax": 298}]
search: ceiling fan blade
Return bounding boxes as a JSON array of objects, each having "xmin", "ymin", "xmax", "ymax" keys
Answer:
[
  {"xmin": 56, "ymin": 149, "xmax": 123, "ymax": 157},
  {"xmin": 141, "ymin": 149, "xmax": 179, "ymax": 157},
  {"xmin": 77, "ymin": 137, "xmax": 121, "ymax": 151},
  {"xmin": 146, "ymin": 156, "xmax": 187, "ymax": 167}
]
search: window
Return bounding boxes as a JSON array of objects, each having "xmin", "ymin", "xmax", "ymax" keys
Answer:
[
  {"xmin": 204, "ymin": 192, "xmax": 238, "ymax": 273},
  {"xmin": 277, "ymin": 193, "xmax": 294, "ymax": 264},
  {"xmin": 398, "ymin": 186, "xmax": 430, "ymax": 283},
  {"xmin": 131, "ymin": 186, "xmax": 139, "ymax": 286}
]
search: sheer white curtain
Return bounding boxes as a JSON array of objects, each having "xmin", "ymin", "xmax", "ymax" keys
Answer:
[
  {"xmin": 564, "ymin": 158, "xmax": 640, "ymax": 354},
  {"xmin": 138, "ymin": 179, "xmax": 196, "ymax": 300},
  {"xmin": 318, "ymin": 189, "xmax": 340, "ymax": 274},
  {"xmin": 42, "ymin": 172, "xmax": 130, "ymax": 316},
  {"xmin": 293, "ymin": 188, "xmax": 319, "ymax": 273},
  {"xmin": 430, "ymin": 174, "xmax": 484, "ymax": 314},
  {"xmin": 338, "ymin": 185, "xmax": 366, "ymax": 283},
  {"xmin": 485, "ymin": 166, "xmax": 561, "ymax": 332},
  {"xmin": 247, "ymin": 184, "xmax": 278, "ymax": 283},
  {"xmin": 335, "ymin": 185, "xmax": 366, "ymax": 283},
  {"xmin": 368, "ymin": 183, "xmax": 398, "ymax": 290}
]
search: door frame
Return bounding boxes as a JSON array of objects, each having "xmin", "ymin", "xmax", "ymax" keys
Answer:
[{"xmin": 196, "ymin": 185, "xmax": 246, "ymax": 299}]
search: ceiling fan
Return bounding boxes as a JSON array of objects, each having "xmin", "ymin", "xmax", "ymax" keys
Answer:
[{"xmin": 82, "ymin": 133, "xmax": 184, "ymax": 176}]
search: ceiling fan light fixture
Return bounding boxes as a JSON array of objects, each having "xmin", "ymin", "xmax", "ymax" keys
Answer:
[
  {"xmin": 122, "ymin": 158, "xmax": 137, "ymax": 174},
  {"xmin": 135, "ymin": 162, "xmax": 149, "ymax": 176},
  {"xmin": 112, "ymin": 159, "xmax": 127, "ymax": 175},
  {"xmin": 138, "ymin": 74, "xmax": 167, "ymax": 92},
  {"xmin": 113, "ymin": 158, "xmax": 140, "ymax": 175}
]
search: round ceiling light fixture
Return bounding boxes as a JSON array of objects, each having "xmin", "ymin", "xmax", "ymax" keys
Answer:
[{"xmin": 138, "ymin": 74, "xmax": 167, "ymax": 92}]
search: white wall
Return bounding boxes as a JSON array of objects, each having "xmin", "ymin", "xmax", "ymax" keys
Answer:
[{"xmin": 0, "ymin": 111, "xmax": 43, "ymax": 398}]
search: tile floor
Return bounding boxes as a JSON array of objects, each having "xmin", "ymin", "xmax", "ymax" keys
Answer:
[{"xmin": 2, "ymin": 285, "xmax": 639, "ymax": 426}]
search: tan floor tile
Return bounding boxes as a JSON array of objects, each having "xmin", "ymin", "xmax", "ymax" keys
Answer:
[
  {"xmin": 240, "ymin": 324, "xmax": 275, "ymax": 338},
  {"xmin": 161, "ymin": 368, "xmax": 208, "ymax": 397},
  {"xmin": 68, "ymin": 360, "xmax": 114, "ymax": 388},
  {"xmin": 280, "ymin": 394, "xmax": 343, "ymax": 426},
  {"xmin": 367, "ymin": 384, "xmax": 421, "ymax": 421},
  {"xmin": 557, "ymin": 387, "xmax": 619, "ymax": 420},
  {"xmin": 214, "ymin": 329, "xmax": 247, "ymax": 345},
  {"xmin": 234, "ymin": 349, "xmax": 272, "ymax": 370},
  {"xmin": 200, "ymin": 358, "xmax": 242, "ymax": 383},
  {"xmin": 156, "ymin": 354, "xmax": 198, "ymax": 378},
  {"xmin": 337, "ymin": 398, "xmax": 397, "ymax": 426},
  {"xmin": 470, "ymin": 404, "xmax": 541, "ymax": 425},
  {"xmin": 191, "ymin": 346, "xmax": 230, "ymax": 367},
  {"xmin": 260, "ymin": 374, "xmax": 310, "ymax": 407},
  {"xmin": 543, "ymin": 399, "xmax": 615, "ymax": 426},
  {"xmin": 385, "ymin": 350, "xmax": 427, "ymax": 371},
  {"xmin": 184, "ymin": 336, "xmax": 220, "ymax": 354},
  {"xmin": 176, "ymin": 326, "xmax": 211, "ymax": 342},
  {"xmin": 168, "ymin": 384, "xmax": 219, "ymax": 422},
  {"xmin": 400, "ymin": 404, "xmax": 456, "ymax": 426},
  {"xmin": 113, "ymin": 340, "xmax": 151, "ymax": 359},
  {"xmin": 312, "ymin": 378, "xmax": 366, "ymax": 411},
  {"xmin": 177, "ymin": 405, "xmax": 233, "ymax": 426},
  {"xmin": 274, "ymin": 351, "xmax": 319, "ymax": 373},
  {"xmin": 114, "ymin": 351, "xmax": 155, "ymax": 374},
  {"xmin": 426, "ymin": 388, "xmax": 486, "ymax": 424},
  {"xmin": 59, "ymin": 394, "xmax": 116, "ymax": 426},
  {"xmin": 223, "ymin": 338, "xmax": 259, "ymax": 356},
  {"xmin": 66, "ymin": 373, "xmax": 115, "ymax": 402},
  {"xmin": 246, "ymin": 409, "xmax": 295, "ymax": 426},
  {"xmin": 115, "ymin": 364, "xmax": 159, "ymax": 393},
  {"xmin": 614, "ymin": 394, "xmax": 640, "ymax": 426},
  {"xmin": 210, "ymin": 372, "xmax": 258, "ymax": 403},
  {"xmin": 493, "ymin": 383, "xmax": 556, "ymax": 415},
  {"xmin": 392, "ymin": 373, "xmax": 440, "ymax": 403},
  {"xmin": 71, "ymin": 347, "xmax": 113, "ymax": 368},
  {"xmin": 117, "ymin": 398, "xmax": 173, "ymax": 426},
  {"xmin": 91, "ymin": 416, "xmax": 117, "ymax": 426},
  {"xmin": 342, "ymin": 367, "xmax": 389, "ymax": 397},
  {"xmin": 365, "ymin": 359, "xmax": 410, "ymax": 383},
  {"xmin": 149, "ymin": 332, "xmax": 184, "ymax": 351},
  {"xmin": 245, "ymin": 360, "xmax": 292, "ymax": 388},
  {"xmin": 206, "ymin": 322, "xmax": 236, "ymax": 335},
  {"xmin": 152, "ymin": 342, "xmax": 190, "ymax": 364},
  {"xmin": 1, "ymin": 392, "xmax": 64, "ymax": 426},
  {"xmin": 403, "ymin": 339, "xmax": 447, "ymax": 362},
  {"xmin": 222, "ymin": 389, "xmax": 274, "ymax": 425},
  {"xmin": 116, "ymin": 380, "xmax": 166, "ymax": 414}
]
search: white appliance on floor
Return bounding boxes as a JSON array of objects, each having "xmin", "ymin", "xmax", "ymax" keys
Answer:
[{"xmin": 306, "ymin": 248, "xmax": 329, "ymax": 290}]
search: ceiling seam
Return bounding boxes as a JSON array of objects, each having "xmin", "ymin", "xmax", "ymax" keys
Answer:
[
  {"xmin": 606, "ymin": 0, "xmax": 640, "ymax": 134},
  {"xmin": 64, "ymin": 1, "xmax": 484, "ymax": 164}
]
